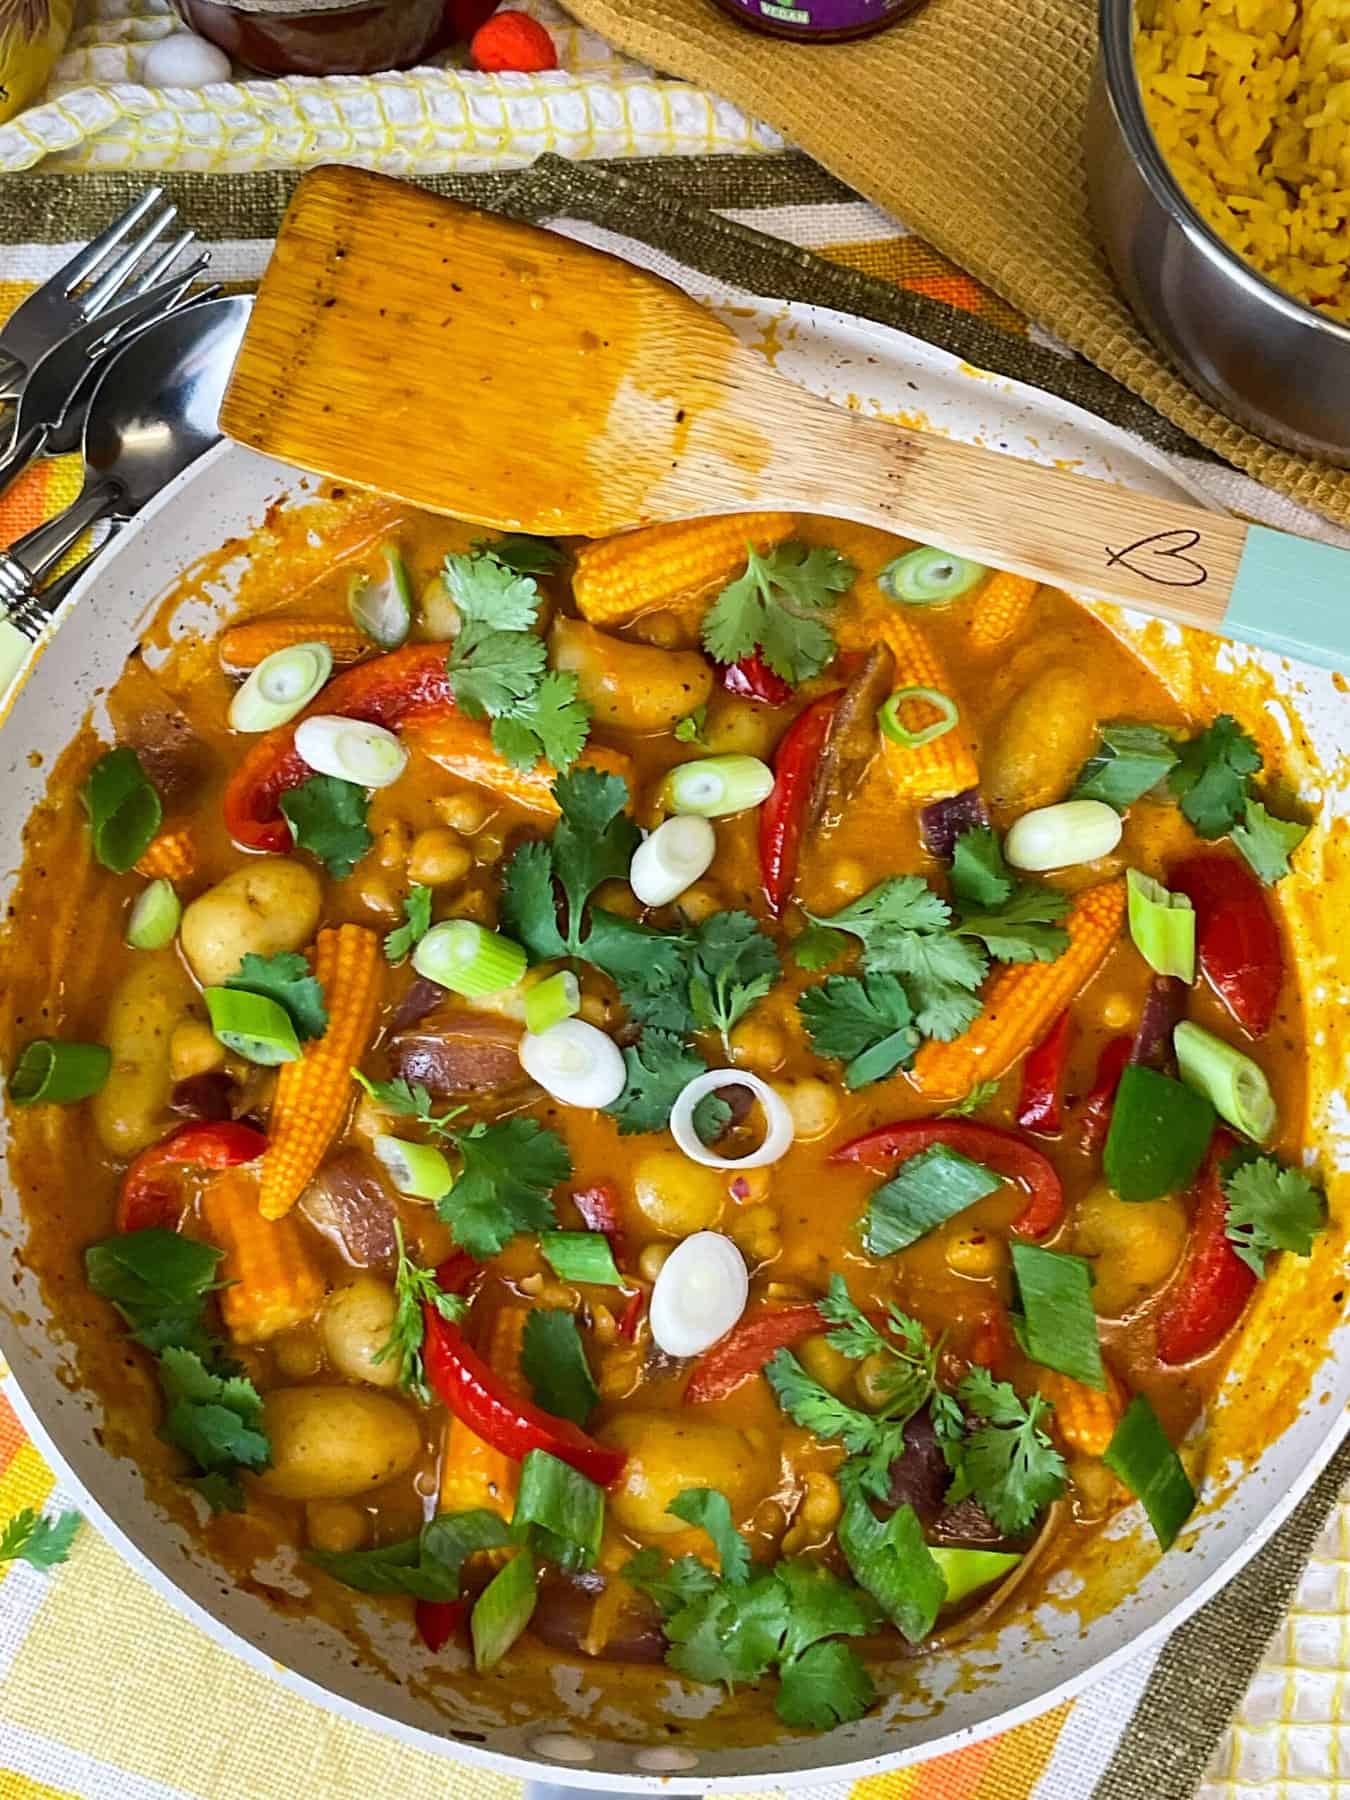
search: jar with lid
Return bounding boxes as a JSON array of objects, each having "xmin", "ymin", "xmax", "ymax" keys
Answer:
[
  {"xmin": 710, "ymin": 0, "xmax": 927, "ymax": 43},
  {"xmin": 173, "ymin": 0, "xmax": 457, "ymax": 76}
]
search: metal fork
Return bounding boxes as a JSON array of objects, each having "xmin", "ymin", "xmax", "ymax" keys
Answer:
[{"xmin": 0, "ymin": 189, "xmax": 198, "ymax": 402}]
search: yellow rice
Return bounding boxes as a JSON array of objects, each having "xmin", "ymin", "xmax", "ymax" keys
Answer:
[{"xmin": 1135, "ymin": 0, "xmax": 1350, "ymax": 321}]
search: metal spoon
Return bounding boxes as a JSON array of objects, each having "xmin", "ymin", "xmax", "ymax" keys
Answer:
[{"xmin": 0, "ymin": 294, "xmax": 253, "ymax": 636}]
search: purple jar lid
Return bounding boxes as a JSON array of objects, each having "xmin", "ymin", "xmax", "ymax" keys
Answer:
[{"xmin": 716, "ymin": 0, "xmax": 912, "ymax": 31}]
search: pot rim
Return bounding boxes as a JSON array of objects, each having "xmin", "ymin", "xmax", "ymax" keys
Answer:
[{"xmin": 1095, "ymin": 0, "xmax": 1350, "ymax": 348}]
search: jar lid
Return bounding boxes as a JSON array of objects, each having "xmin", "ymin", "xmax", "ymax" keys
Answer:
[{"xmin": 210, "ymin": 0, "xmax": 379, "ymax": 18}]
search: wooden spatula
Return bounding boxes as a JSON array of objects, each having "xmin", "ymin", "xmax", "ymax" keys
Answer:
[{"xmin": 221, "ymin": 166, "xmax": 1347, "ymax": 671}]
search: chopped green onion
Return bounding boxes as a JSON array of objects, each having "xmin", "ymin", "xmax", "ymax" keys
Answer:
[
  {"xmin": 522, "ymin": 1309, "xmax": 600, "ymax": 1427},
  {"xmin": 413, "ymin": 920, "xmax": 526, "ymax": 998},
  {"xmin": 1010, "ymin": 1242, "xmax": 1105, "ymax": 1389},
  {"xmin": 878, "ymin": 546, "xmax": 986, "ymax": 605},
  {"xmin": 523, "ymin": 971, "xmax": 581, "ymax": 1036},
  {"xmin": 1127, "ymin": 869, "xmax": 1195, "ymax": 982},
  {"xmin": 373, "ymin": 1134, "xmax": 453, "ymax": 1200},
  {"xmin": 1102, "ymin": 1394, "xmax": 1196, "ymax": 1549},
  {"xmin": 348, "ymin": 544, "xmax": 413, "ymax": 649},
  {"xmin": 511, "ymin": 1447, "xmax": 604, "ymax": 1570},
  {"xmin": 470, "ymin": 1548, "xmax": 537, "ymax": 1672},
  {"xmin": 838, "ymin": 1497, "xmax": 946, "ymax": 1643},
  {"xmin": 665, "ymin": 755, "xmax": 774, "ymax": 818},
  {"xmin": 519, "ymin": 1019, "xmax": 626, "ymax": 1109},
  {"xmin": 930, "ymin": 1546, "xmax": 1021, "ymax": 1609},
  {"xmin": 7, "ymin": 1038, "xmax": 110, "ymax": 1106},
  {"xmin": 81, "ymin": 747, "xmax": 162, "ymax": 874},
  {"xmin": 1004, "ymin": 799, "xmax": 1122, "ymax": 872},
  {"xmin": 1174, "ymin": 1021, "xmax": 1276, "ymax": 1142},
  {"xmin": 861, "ymin": 1144, "xmax": 1002, "ymax": 1255},
  {"xmin": 228, "ymin": 642, "xmax": 332, "ymax": 733},
  {"xmin": 629, "ymin": 814, "xmax": 716, "ymax": 906},
  {"xmin": 1103, "ymin": 1065, "xmax": 1214, "ymax": 1201},
  {"xmin": 294, "ymin": 715, "xmax": 408, "ymax": 790},
  {"xmin": 877, "ymin": 687, "xmax": 960, "ymax": 749},
  {"xmin": 125, "ymin": 879, "xmax": 181, "ymax": 951},
  {"xmin": 540, "ymin": 1230, "xmax": 624, "ymax": 1288},
  {"xmin": 1071, "ymin": 722, "xmax": 1179, "ymax": 812},
  {"xmin": 203, "ymin": 988, "xmax": 301, "ymax": 1066}
]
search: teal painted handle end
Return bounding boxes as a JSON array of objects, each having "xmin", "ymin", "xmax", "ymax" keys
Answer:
[{"xmin": 1224, "ymin": 525, "xmax": 1350, "ymax": 672}]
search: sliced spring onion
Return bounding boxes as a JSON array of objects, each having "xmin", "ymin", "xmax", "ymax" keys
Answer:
[
  {"xmin": 877, "ymin": 687, "xmax": 960, "ymax": 749},
  {"xmin": 7, "ymin": 1037, "xmax": 110, "ymax": 1106},
  {"xmin": 539, "ymin": 1230, "xmax": 625, "ymax": 1288},
  {"xmin": 470, "ymin": 1548, "xmax": 538, "ymax": 1673},
  {"xmin": 669, "ymin": 1069, "xmax": 795, "ymax": 1170},
  {"xmin": 1127, "ymin": 869, "xmax": 1195, "ymax": 982},
  {"xmin": 1103, "ymin": 1065, "xmax": 1214, "ymax": 1201},
  {"xmin": 203, "ymin": 987, "xmax": 301, "ymax": 1066},
  {"xmin": 348, "ymin": 544, "xmax": 413, "ymax": 649},
  {"xmin": 518, "ymin": 1019, "xmax": 626, "ymax": 1109},
  {"xmin": 125, "ymin": 878, "xmax": 181, "ymax": 951},
  {"xmin": 1174, "ymin": 1020, "xmax": 1277, "ymax": 1142},
  {"xmin": 522, "ymin": 1309, "xmax": 599, "ymax": 1428},
  {"xmin": 1102, "ymin": 1394, "xmax": 1196, "ymax": 1549},
  {"xmin": 930, "ymin": 1546, "xmax": 1022, "ymax": 1610},
  {"xmin": 878, "ymin": 545, "xmax": 987, "ymax": 605},
  {"xmin": 523, "ymin": 970, "xmax": 581, "ymax": 1036},
  {"xmin": 1071, "ymin": 722, "xmax": 1179, "ymax": 812},
  {"xmin": 649, "ymin": 1230, "xmax": 749, "ymax": 1357},
  {"xmin": 1010, "ymin": 1241, "xmax": 1105, "ymax": 1389},
  {"xmin": 861, "ymin": 1144, "xmax": 1002, "ymax": 1255},
  {"xmin": 373, "ymin": 1133, "xmax": 453, "ymax": 1200},
  {"xmin": 412, "ymin": 920, "xmax": 526, "ymax": 998},
  {"xmin": 665, "ymin": 755, "xmax": 774, "ymax": 819},
  {"xmin": 1004, "ymin": 799, "xmax": 1123, "ymax": 872},
  {"xmin": 629, "ymin": 815, "xmax": 716, "ymax": 907},
  {"xmin": 838, "ymin": 1497, "xmax": 946, "ymax": 1643},
  {"xmin": 294, "ymin": 715, "xmax": 408, "ymax": 790},
  {"xmin": 512, "ymin": 1448, "xmax": 604, "ymax": 1569},
  {"xmin": 81, "ymin": 747, "xmax": 161, "ymax": 874},
  {"xmin": 228, "ymin": 642, "xmax": 332, "ymax": 733}
]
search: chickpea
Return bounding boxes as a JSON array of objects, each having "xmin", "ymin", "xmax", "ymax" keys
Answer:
[
  {"xmin": 825, "ymin": 858, "xmax": 870, "ymax": 904},
  {"xmin": 676, "ymin": 880, "xmax": 724, "ymax": 925},
  {"xmin": 728, "ymin": 1012, "xmax": 787, "ymax": 1073},
  {"xmin": 591, "ymin": 1303, "xmax": 617, "ymax": 1346},
  {"xmin": 638, "ymin": 1241, "xmax": 672, "ymax": 1283},
  {"xmin": 474, "ymin": 831, "xmax": 507, "ymax": 867},
  {"xmin": 1074, "ymin": 1185, "xmax": 1187, "ymax": 1316},
  {"xmin": 274, "ymin": 1328, "xmax": 322, "ymax": 1381},
  {"xmin": 449, "ymin": 886, "xmax": 494, "ymax": 924},
  {"xmin": 782, "ymin": 1472, "xmax": 842, "ymax": 1558},
  {"xmin": 375, "ymin": 820, "xmax": 412, "ymax": 872},
  {"xmin": 434, "ymin": 790, "xmax": 493, "ymax": 835},
  {"xmin": 598, "ymin": 1342, "xmax": 645, "ymax": 1401},
  {"xmin": 320, "ymin": 1278, "xmax": 401, "ymax": 1388},
  {"xmin": 1070, "ymin": 1456, "xmax": 1124, "ymax": 1519},
  {"xmin": 353, "ymin": 869, "xmax": 400, "ymax": 921},
  {"xmin": 632, "ymin": 609, "xmax": 686, "ymax": 650},
  {"xmin": 729, "ymin": 1165, "xmax": 773, "ymax": 1206},
  {"xmin": 945, "ymin": 1230, "xmax": 1005, "ymax": 1280},
  {"xmin": 633, "ymin": 1148, "xmax": 724, "ymax": 1237},
  {"xmin": 729, "ymin": 1202, "xmax": 781, "ymax": 1265},
  {"xmin": 594, "ymin": 878, "xmax": 640, "ymax": 919},
  {"xmin": 601, "ymin": 1413, "xmax": 765, "ymax": 1539},
  {"xmin": 798, "ymin": 1333, "xmax": 855, "ymax": 1398},
  {"xmin": 407, "ymin": 826, "xmax": 472, "ymax": 888},
  {"xmin": 306, "ymin": 1500, "xmax": 369, "ymax": 1555},
  {"xmin": 169, "ymin": 1018, "xmax": 226, "ymax": 1082},
  {"xmin": 777, "ymin": 1077, "xmax": 840, "ymax": 1141},
  {"xmin": 519, "ymin": 1274, "xmax": 579, "ymax": 1309},
  {"xmin": 1099, "ymin": 990, "xmax": 1134, "ymax": 1030},
  {"xmin": 419, "ymin": 574, "xmax": 461, "ymax": 641}
]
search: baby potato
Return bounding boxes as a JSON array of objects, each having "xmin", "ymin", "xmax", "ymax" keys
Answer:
[
  {"xmin": 632, "ymin": 1147, "xmax": 725, "ymax": 1237},
  {"xmin": 180, "ymin": 858, "xmax": 323, "ymax": 987},
  {"xmin": 601, "ymin": 1412, "xmax": 765, "ymax": 1540},
  {"xmin": 321, "ymin": 1277, "xmax": 401, "ymax": 1388},
  {"xmin": 984, "ymin": 664, "xmax": 1102, "ymax": 814},
  {"xmin": 258, "ymin": 1386, "xmax": 421, "ymax": 1500},
  {"xmin": 1073, "ymin": 1184, "xmax": 1188, "ymax": 1316},
  {"xmin": 92, "ymin": 954, "xmax": 195, "ymax": 1155},
  {"xmin": 550, "ymin": 616, "xmax": 713, "ymax": 734},
  {"xmin": 701, "ymin": 692, "xmax": 780, "ymax": 759}
]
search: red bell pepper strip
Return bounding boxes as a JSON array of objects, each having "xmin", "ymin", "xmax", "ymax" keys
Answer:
[
  {"xmin": 684, "ymin": 1304, "xmax": 826, "ymax": 1404},
  {"xmin": 1169, "ymin": 853, "xmax": 1283, "ymax": 1038},
  {"xmin": 1016, "ymin": 1009, "xmax": 1073, "ymax": 1135},
  {"xmin": 722, "ymin": 651, "xmax": 792, "ymax": 707},
  {"xmin": 116, "ymin": 1120, "xmax": 268, "ymax": 1233},
  {"xmin": 415, "ymin": 1596, "xmax": 467, "ymax": 1653},
  {"xmin": 968, "ymin": 1307, "xmax": 1013, "ymax": 1375},
  {"xmin": 1078, "ymin": 1035, "xmax": 1132, "ymax": 1154},
  {"xmin": 1155, "ymin": 1133, "xmax": 1256, "ymax": 1364},
  {"xmin": 571, "ymin": 1182, "xmax": 628, "ymax": 1272},
  {"xmin": 759, "ymin": 692, "xmax": 840, "ymax": 916},
  {"xmin": 832, "ymin": 1119, "xmax": 1064, "ymax": 1240},
  {"xmin": 421, "ymin": 1302, "xmax": 626, "ymax": 1487},
  {"xmin": 224, "ymin": 643, "xmax": 455, "ymax": 852},
  {"xmin": 616, "ymin": 1288, "xmax": 645, "ymax": 1341}
]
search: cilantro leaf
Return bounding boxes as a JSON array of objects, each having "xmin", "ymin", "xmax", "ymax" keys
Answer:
[
  {"xmin": 687, "ymin": 912, "xmax": 781, "ymax": 1054},
  {"xmin": 673, "ymin": 704, "xmax": 708, "ymax": 745},
  {"xmin": 765, "ymin": 1348, "xmax": 909, "ymax": 1503},
  {"xmin": 798, "ymin": 973, "xmax": 919, "ymax": 1087},
  {"xmin": 790, "ymin": 924, "xmax": 849, "ymax": 972},
  {"xmin": 813, "ymin": 873, "xmax": 951, "ymax": 947},
  {"xmin": 665, "ymin": 1571, "xmax": 788, "ymax": 1686},
  {"xmin": 281, "ymin": 774, "xmax": 372, "ymax": 879},
  {"xmin": 816, "ymin": 1275, "xmax": 940, "ymax": 1422},
  {"xmin": 838, "ymin": 1496, "xmax": 945, "ymax": 1643},
  {"xmin": 313, "ymin": 1509, "xmax": 511, "ymax": 1601},
  {"xmin": 773, "ymin": 1558, "xmax": 880, "ymax": 1661},
  {"xmin": 376, "ymin": 1221, "xmax": 467, "ymax": 1404},
  {"xmin": 157, "ymin": 1345, "xmax": 270, "ymax": 1505},
  {"xmin": 622, "ymin": 1547, "xmax": 719, "ymax": 1615},
  {"xmin": 1169, "ymin": 714, "xmax": 1262, "ymax": 838},
  {"xmin": 550, "ymin": 768, "xmax": 639, "ymax": 939},
  {"xmin": 0, "ymin": 1507, "xmax": 80, "ymax": 1572},
  {"xmin": 951, "ymin": 1368, "xmax": 1067, "ymax": 1533},
  {"xmin": 1072, "ymin": 722, "xmax": 1179, "ymax": 811},
  {"xmin": 85, "ymin": 1229, "xmax": 225, "ymax": 1358},
  {"xmin": 471, "ymin": 533, "xmax": 562, "ymax": 576},
  {"xmin": 954, "ymin": 882, "xmax": 1071, "ymax": 965},
  {"xmin": 942, "ymin": 1078, "xmax": 1001, "ymax": 1118},
  {"xmin": 437, "ymin": 1117, "xmax": 570, "ymax": 1259},
  {"xmin": 384, "ymin": 885, "xmax": 434, "ymax": 964},
  {"xmin": 669, "ymin": 1488, "xmax": 751, "ymax": 1585},
  {"xmin": 226, "ymin": 950, "xmax": 329, "ymax": 1038},
  {"xmin": 450, "ymin": 628, "xmax": 547, "ymax": 719},
  {"xmin": 701, "ymin": 542, "xmax": 855, "ymax": 685},
  {"xmin": 491, "ymin": 669, "xmax": 590, "ymax": 773},
  {"xmin": 500, "ymin": 838, "xmax": 567, "ymax": 962},
  {"xmin": 775, "ymin": 1639, "xmax": 877, "ymax": 1729},
  {"xmin": 950, "ymin": 827, "xmax": 1013, "ymax": 909},
  {"xmin": 351, "ymin": 1070, "xmax": 466, "ymax": 1141},
  {"xmin": 522, "ymin": 1308, "xmax": 599, "ymax": 1427},
  {"xmin": 1223, "ymin": 1155, "xmax": 1327, "ymax": 1277},
  {"xmin": 1231, "ymin": 799, "xmax": 1308, "ymax": 886},
  {"xmin": 443, "ymin": 550, "xmax": 544, "ymax": 634},
  {"xmin": 606, "ymin": 1029, "xmax": 707, "ymax": 1135}
]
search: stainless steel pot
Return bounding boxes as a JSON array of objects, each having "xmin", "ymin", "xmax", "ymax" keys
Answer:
[{"xmin": 1086, "ymin": 0, "xmax": 1350, "ymax": 464}]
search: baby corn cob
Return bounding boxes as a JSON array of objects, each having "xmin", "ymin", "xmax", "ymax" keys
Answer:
[
  {"xmin": 135, "ymin": 826, "xmax": 195, "ymax": 882},
  {"xmin": 200, "ymin": 1165, "xmax": 326, "ymax": 1344},
  {"xmin": 440, "ymin": 1305, "xmax": 528, "ymax": 1521},
  {"xmin": 875, "ymin": 612, "xmax": 980, "ymax": 806},
  {"xmin": 572, "ymin": 513, "xmax": 796, "ymax": 628},
  {"xmin": 969, "ymin": 573, "xmax": 1040, "ymax": 651},
  {"xmin": 218, "ymin": 618, "xmax": 368, "ymax": 670},
  {"xmin": 912, "ymin": 878, "xmax": 1126, "ymax": 1099},
  {"xmin": 259, "ymin": 925, "xmax": 383, "ymax": 1220},
  {"xmin": 1042, "ymin": 1364, "xmax": 1127, "ymax": 1458},
  {"xmin": 405, "ymin": 713, "xmax": 633, "ymax": 815}
]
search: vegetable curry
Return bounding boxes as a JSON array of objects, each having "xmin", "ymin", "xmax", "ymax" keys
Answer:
[{"xmin": 1, "ymin": 497, "xmax": 1325, "ymax": 1735}]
